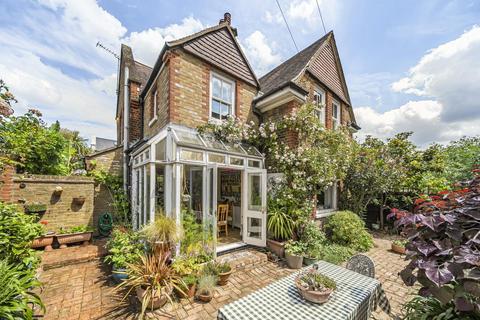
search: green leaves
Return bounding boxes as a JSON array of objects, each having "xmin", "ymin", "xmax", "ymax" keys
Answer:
[
  {"xmin": 267, "ymin": 205, "xmax": 294, "ymax": 241},
  {"xmin": 0, "ymin": 260, "xmax": 44, "ymax": 320},
  {"xmin": 0, "ymin": 203, "xmax": 43, "ymax": 268},
  {"xmin": 324, "ymin": 211, "xmax": 374, "ymax": 252}
]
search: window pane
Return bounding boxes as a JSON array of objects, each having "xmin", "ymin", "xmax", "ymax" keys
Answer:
[
  {"xmin": 175, "ymin": 130, "xmax": 204, "ymax": 146},
  {"xmin": 333, "ymin": 103, "xmax": 338, "ymax": 117},
  {"xmin": 180, "ymin": 149, "xmax": 203, "ymax": 161},
  {"xmin": 211, "ymin": 100, "xmax": 221, "ymax": 119},
  {"xmin": 202, "ymin": 134, "xmax": 227, "ymax": 150},
  {"xmin": 243, "ymin": 144, "xmax": 262, "ymax": 157},
  {"xmin": 155, "ymin": 165, "xmax": 165, "ymax": 214},
  {"xmin": 224, "ymin": 141, "xmax": 246, "ymax": 154},
  {"xmin": 155, "ymin": 139, "xmax": 166, "ymax": 161},
  {"xmin": 208, "ymin": 153, "xmax": 226, "ymax": 164},
  {"xmin": 222, "ymin": 81, "xmax": 232, "ymax": 102},
  {"xmin": 247, "ymin": 217, "xmax": 262, "ymax": 239},
  {"xmin": 248, "ymin": 174, "xmax": 262, "ymax": 210},
  {"xmin": 220, "ymin": 102, "xmax": 230, "ymax": 120},
  {"xmin": 212, "ymin": 77, "xmax": 222, "ymax": 98},
  {"xmin": 248, "ymin": 160, "xmax": 260, "ymax": 168},
  {"xmin": 230, "ymin": 157, "xmax": 244, "ymax": 166}
]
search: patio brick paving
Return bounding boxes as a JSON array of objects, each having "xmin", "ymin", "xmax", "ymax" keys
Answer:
[{"xmin": 36, "ymin": 235, "xmax": 417, "ymax": 320}]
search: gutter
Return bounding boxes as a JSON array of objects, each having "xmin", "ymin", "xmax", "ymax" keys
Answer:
[{"xmin": 123, "ymin": 66, "xmax": 130, "ymax": 192}]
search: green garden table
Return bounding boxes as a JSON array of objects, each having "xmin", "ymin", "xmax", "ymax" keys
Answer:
[{"xmin": 218, "ymin": 260, "xmax": 390, "ymax": 320}]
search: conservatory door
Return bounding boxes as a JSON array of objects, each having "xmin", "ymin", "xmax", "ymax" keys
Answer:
[
  {"xmin": 204, "ymin": 164, "xmax": 218, "ymax": 253},
  {"xmin": 242, "ymin": 169, "xmax": 267, "ymax": 247}
]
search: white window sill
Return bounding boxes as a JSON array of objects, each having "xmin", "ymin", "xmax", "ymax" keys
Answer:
[
  {"xmin": 316, "ymin": 208, "xmax": 337, "ymax": 219},
  {"xmin": 148, "ymin": 116, "xmax": 157, "ymax": 127}
]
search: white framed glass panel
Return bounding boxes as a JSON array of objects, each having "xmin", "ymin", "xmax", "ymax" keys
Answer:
[
  {"xmin": 208, "ymin": 153, "xmax": 226, "ymax": 164},
  {"xmin": 248, "ymin": 174, "xmax": 262, "ymax": 211},
  {"xmin": 224, "ymin": 141, "xmax": 246, "ymax": 155},
  {"xmin": 175, "ymin": 130, "xmax": 204, "ymax": 146},
  {"xmin": 180, "ymin": 149, "xmax": 204, "ymax": 162},
  {"xmin": 246, "ymin": 217, "xmax": 262, "ymax": 239},
  {"xmin": 242, "ymin": 144, "xmax": 262, "ymax": 157},
  {"xmin": 317, "ymin": 185, "xmax": 335, "ymax": 210},
  {"xmin": 332, "ymin": 100, "xmax": 340, "ymax": 129},
  {"xmin": 155, "ymin": 164, "xmax": 165, "ymax": 213},
  {"xmin": 248, "ymin": 160, "xmax": 261, "ymax": 168},
  {"xmin": 313, "ymin": 88, "xmax": 325, "ymax": 125},
  {"xmin": 202, "ymin": 134, "xmax": 227, "ymax": 150},
  {"xmin": 155, "ymin": 139, "xmax": 166, "ymax": 161},
  {"xmin": 229, "ymin": 157, "xmax": 244, "ymax": 166}
]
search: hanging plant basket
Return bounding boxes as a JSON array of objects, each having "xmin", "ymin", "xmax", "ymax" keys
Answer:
[
  {"xmin": 72, "ymin": 196, "xmax": 86, "ymax": 205},
  {"xmin": 24, "ymin": 203, "xmax": 47, "ymax": 214}
]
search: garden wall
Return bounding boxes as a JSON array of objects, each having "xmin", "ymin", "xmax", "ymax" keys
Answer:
[{"xmin": 1, "ymin": 173, "xmax": 96, "ymax": 233}]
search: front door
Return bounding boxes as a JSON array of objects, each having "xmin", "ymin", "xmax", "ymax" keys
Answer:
[{"xmin": 242, "ymin": 169, "xmax": 267, "ymax": 247}]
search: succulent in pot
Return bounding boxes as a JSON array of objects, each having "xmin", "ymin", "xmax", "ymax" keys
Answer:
[
  {"xmin": 117, "ymin": 250, "xmax": 186, "ymax": 317},
  {"xmin": 196, "ymin": 274, "xmax": 217, "ymax": 302},
  {"xmin": 284, "ymin": 240, "xmax": 306, "ymax": 269},
  {"xmin": 295, "ymin": 268, "xmax": 336, "ymax": 304}
]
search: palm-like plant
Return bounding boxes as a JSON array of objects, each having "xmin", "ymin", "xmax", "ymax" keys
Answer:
[
  {"xmin": 267, "ymin": 207, "xmax": 293, "ymax": 241},
  {"xmin": 117, "ymin": 250, "xmax": 185, "ymax": 318},
  {"xmin": 0, "ymin": 260, "xmax": 44, "ymax": 320}
]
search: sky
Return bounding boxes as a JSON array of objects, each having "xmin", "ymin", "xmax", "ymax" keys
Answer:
[{"xmin": 0, "ymin": 0, "xmax": 479, "ymax": 146}]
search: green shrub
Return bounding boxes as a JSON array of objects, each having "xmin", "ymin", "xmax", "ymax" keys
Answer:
[
  {"xmin": 58, "ymin": 225, "xmax": 93, "ymax": 234},
  {"xmin": 0, "ymin": 260, "xmax": 44, "ymax": 319},
  {"xmin": 105, "ymin": 228, "xmax": 143, "ymax": 269},
  {"xmin": 0, "ymin": 203, "xmax": 43, "ymax": 268},
  {"xmin": 324, "ymin": 211, "xmax": 373, "ymax": 252},
  {"xmin": 284, "ymin": 240, "xmax": 307, "ymax": 256},
  {"xmin": 311, "ymin": 244, "xmax": 355, "ymax": 265},
  {"xmin": 299, "ymin": 220, "xmax": 326, "ymax": 251}
]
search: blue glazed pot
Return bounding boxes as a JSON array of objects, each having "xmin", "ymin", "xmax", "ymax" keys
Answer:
[{"xmin": 112, "ymin": 267, "xmax": 128, "ymax": 283}]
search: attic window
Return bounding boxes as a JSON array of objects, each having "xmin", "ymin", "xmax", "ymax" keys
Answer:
[
  {"xmin": 332, "ymin": 100, "xmax": 340, "ymax": 129},
  {"xmin": 210, "ymin": 73, "xmax": 235, "ymax": 120}
]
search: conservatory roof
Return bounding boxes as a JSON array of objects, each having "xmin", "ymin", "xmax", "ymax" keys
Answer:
[{"xmin": 171, "ymin": 128, "xmax": 263, "ymax": 158}]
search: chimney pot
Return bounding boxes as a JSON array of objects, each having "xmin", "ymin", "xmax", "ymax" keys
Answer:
[
  {"xmin": 219, "ymin": 18, "xmax": 224, "ymax": 24},
  {"xmin": 224, "ymin": 12, "xmax": 231, "ymax": 25}
]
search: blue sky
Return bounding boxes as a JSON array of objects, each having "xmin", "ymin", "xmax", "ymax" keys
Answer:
[{"xmin": 1, "ymin": 0, "xmax": 479, "ymax": 146}]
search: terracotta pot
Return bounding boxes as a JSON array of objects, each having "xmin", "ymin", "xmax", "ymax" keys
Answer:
[
  {"xmin": 31, "ymin": 235, "xmax": 54, "ymax": 251},
  {"xmin": 218, "ymin": 269, "xmax": 233, "ymax": 286},
  {"xmin": 177, "ymin": 283, "xmax": 196, "ymax": 299},
  {"xmin": 197, "ymin": 292, "xmax": 212, "ymax": 302},
  {"xmin": 267, "ymin": 239, "xmax": 285, "ymax": 258},
  {"xmin": 303, "ymin": 257, "xmax": 317, "ymax": 266},
  {"xmin": 135, "ymin": 286, "xmax": 171, "ymax": 310},
  {"xmin": 295, "ymin": 277, "xmax": 334, "ymax": 304},
  {"xmin": 285, "ymin": 252, "xmax": 303, "ymax": 269},
  {"xmin": 56, "ymin": 231, "xmax": 92, "ymax": 249},
  {"xmin": 391, "ymin": 243, "xmax": 406, "ymax": 254}
]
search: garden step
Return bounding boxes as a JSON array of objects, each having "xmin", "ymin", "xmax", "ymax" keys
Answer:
[
  {"xmin": 40, "ymin": 238, "xmax": 107, "ymax": 270},
  {"xmin": 217, "ymin": 249, "xmax": 268, "ymax": 271}
]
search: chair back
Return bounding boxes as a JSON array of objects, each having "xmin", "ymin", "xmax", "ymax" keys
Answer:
[
  {"xmin": 346, "ymin": 254, "xmax": 375, "ymax": 278},
  {"xmin": 217, "ymin": 204, "xmax": 229, "ymax": 223}
]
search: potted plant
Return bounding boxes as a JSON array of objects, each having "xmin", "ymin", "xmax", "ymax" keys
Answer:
[
  {"xmin": 196, "ymin": 274, "xmax": 216, "ymax": 302},
  {"xmin": 72, "ymin": 196, "xmax": 86, "ymax": 205},
  {"xmin": 118, "ymin": 250, "xmax": 186, "ymax": 317},
  {"xmin": 267, "ymin": 206, "xmax": 294, "ymax": 258},
  {"xmin": 391, "ymin": 239, "xmax": 407, "ymax": 254},
  {"xmin": 56, "ymin": 225, "xmax": 93, "ymax": 248},
  {"xmin": 299, "ymin": 221, "xmax": 326, "ymax": 266},
  {"xmin": 141, "ymin": 213, "xmax": 183, "ymax": 252},
  {"xmin": 171, "ymin": 255, "xmax": 201, "ymax": 298},
  {"xmin": 295, "ymin": 268, "xmax": 336, "ymax": 304},
  {"xmin": 105, "ymin": 228, "xmax": 143, "ymax": 283},
  {"xmin": 31, "ymin": 220, "xmax": 55, "ymax": 251},
  {"xmin": 24, "ymin": 202, "xmax": 47, "ymax": 215},
  {"xmin": 179, "ymin": 274, "xmax": 197, "ymax": 299},
  {"xmin": 216, "ymin": 262, "xmax": 233, "ymax": 286},
  {"xmin": 284, "ymin": 240, "xmax": 306, "ymax": 269}
]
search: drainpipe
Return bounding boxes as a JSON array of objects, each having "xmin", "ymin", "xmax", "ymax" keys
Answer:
[{"xmin": 123, "ymin": 66, "xmax": 130, "ymax": 192}]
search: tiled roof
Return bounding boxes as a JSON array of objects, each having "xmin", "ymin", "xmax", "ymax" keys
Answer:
[
  {"xmin": 259, "ymin": 32, "xmax": 330, "ymax": 97},
  {"xmin": 131, "ymin": 61, "xmax": 152, "ymax": 90}
]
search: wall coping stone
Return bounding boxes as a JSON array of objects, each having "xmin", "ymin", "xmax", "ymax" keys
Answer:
[{"xmin": 13, "ymin": 175, "xmax": 94, "ymax": 184}]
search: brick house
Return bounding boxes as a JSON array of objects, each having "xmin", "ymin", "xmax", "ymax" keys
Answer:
[{"xmin": 116, "ymin": 13, "xmax": 359, "ymax": 252}]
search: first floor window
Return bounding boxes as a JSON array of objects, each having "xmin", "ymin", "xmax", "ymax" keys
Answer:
[
  {"xmin": 150, "ymin": 89, "xmax": 157, "ymax": 122},
  {"xmin": 211, "ymin": 73, "xmax": 234, "ymax": 120},
  {"xmin": 332, "ymin": 100, "xmax": 340, "ymax": 129},
  {"xmin": 313, "ymin": 88, "xmax": 325, "ymax": 125}
]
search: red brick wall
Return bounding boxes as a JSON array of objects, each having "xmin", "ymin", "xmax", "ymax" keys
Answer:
[
  {"xmin": 129, "ymin": 81, "xmax": 142, "ymax": 144},
  {"xmin": 0, "ymin": 165, "xmax": 14, "ymax": 202}
]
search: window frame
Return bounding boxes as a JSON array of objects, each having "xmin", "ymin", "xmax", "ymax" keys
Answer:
[
  {"xmin": 332, "ymin": 99, "xmax": 340, "ymax": 129},
  {"xmin": 149, "ymin": 89, "xmax": 158, "ymax": 126},
  {"xmin": 313, "ymin": 87, "xmax": 326, "ymax": 125},
  {"xmin": 209, "ymin": 71, "xmax": 236, "ymax": 122}
]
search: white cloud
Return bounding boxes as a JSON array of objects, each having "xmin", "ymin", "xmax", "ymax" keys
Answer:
[
  {"xmin": 123, "ymin": 17, "xmax": 205, "ymax": 66},
  {"xmin": 392, "ymin": 25, "xmax": 480, "ymax": 121},
  {"xmin": 355, "ymin": 100, "xmax": 480, "ymax": 147},
  {"xmin": 242, "ymin": 31, "xmax": 282, "ymax": 76}
]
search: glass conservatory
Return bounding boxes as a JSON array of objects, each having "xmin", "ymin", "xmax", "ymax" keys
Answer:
[{"xmin": 130, "ymin": 124, "xmax": 267, "ymax": 253}]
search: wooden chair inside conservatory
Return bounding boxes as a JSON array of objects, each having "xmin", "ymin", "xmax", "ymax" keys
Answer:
[{"xmin": 217, "ymin": 204, "xmax": 229, "ymax": 237}]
